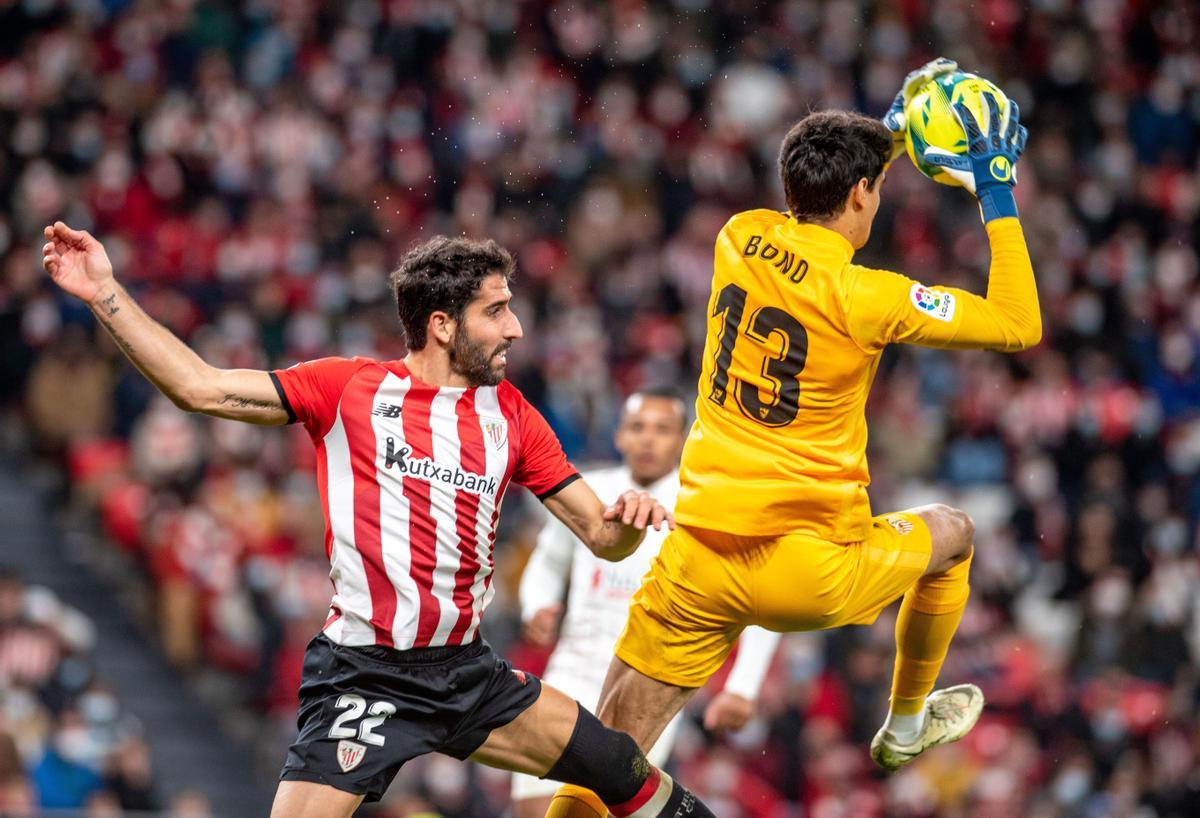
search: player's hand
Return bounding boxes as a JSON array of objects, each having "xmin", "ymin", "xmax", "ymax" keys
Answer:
[
  {"xmin": 522, "ymin": 604, "xmax": 563, "ymax": 647},
  {"xmin": 603, "ymin": 490, "xmax": 675, "ymax": 532},
  {"xmin": 703, "ymin": 691, "xmax": 755, "ymax": 733},
  {"xmin": 882, "ymin": 57, "xmax": 958, "ymax": 162},
  {"xmin": 41, "ymin": 222, "xmax": 115, "ymax": 305},
  {"xmin": 923, "ymin": 95, "xmax": 1028, "ymax": 220},
  {"xmin": 923, "ymin": 95, "xmax": 1027, "ymax": 193}
]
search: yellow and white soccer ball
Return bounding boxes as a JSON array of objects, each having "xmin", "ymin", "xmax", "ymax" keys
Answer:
[{"xmin": 904, "ymin": 71, "xmax": 1010, "ymax": 186}]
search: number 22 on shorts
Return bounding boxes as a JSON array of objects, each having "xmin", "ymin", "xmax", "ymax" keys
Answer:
[{"xmin": 328, "ymin": 693, "xmax": 396, "ymax": 746}]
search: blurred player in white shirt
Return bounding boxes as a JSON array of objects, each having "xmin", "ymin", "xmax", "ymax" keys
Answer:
[{"xmin": 511, "ymin": 388, "xmax": 780, "ymax": 817}]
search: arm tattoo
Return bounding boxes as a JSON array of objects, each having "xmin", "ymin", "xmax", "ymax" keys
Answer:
[
  {"xmin": 98, "ymin": 292, "xmax": 120, "ymax": 318},
  {"xmin": 217, "ymin": 394, "xmax": 281, "ymax": 410},
  {"xmin": 96, "ymin": 317, "xmax": 135, "ymax": 357}
]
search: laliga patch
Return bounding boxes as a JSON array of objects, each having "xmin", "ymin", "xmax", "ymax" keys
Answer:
[
  {"xmin": 337, "ymin": 740, "xmax": 367, "ymax": 772},
  {"xmin": 886, "ymin": 516, "xmax": 914, "ymax": 535},
  {"xmin": 910, "ymin": 283, "xmax": 956, "ymax": 323}
]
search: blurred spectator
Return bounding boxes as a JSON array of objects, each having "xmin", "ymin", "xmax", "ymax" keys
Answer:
[
  {"xmin": 0, "ymin": 567, "xmax": 161, "ymax": 811},
  {"xmin": 32, "ymin": 708, "xmax": 103, "ymax": 809},
  {"xmin": 168, "ymin": 788, "xmax": 214, "ymax": 818},
  {"xmin": 24, "ymin": 325, "xmax": 113, "ymax": 455}
]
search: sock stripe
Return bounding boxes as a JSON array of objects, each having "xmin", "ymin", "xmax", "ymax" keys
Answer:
[{"xmin": 610, "ymin": 767, "xmax": 664, "ymax": 817}]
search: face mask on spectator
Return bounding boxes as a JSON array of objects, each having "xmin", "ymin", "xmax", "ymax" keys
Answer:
[
  {"xmin": 1091, "ymin": 575, "xmax": 1131, "ymax": 618},
  {"xmin": 1016, "ymin": 457, "xmax": 1057, "ymax": 502},
  {"xmin": 1161, "ymin": 332, "xmax": 1195, "ymax": 375},
  {"xmin": 79, "ymin": 691, "xmax": 118, "ymax": 724},
  {"xmin": 1148, "ymin": 518, "xmax": 1187, "ymax": 557},
  {"xmin": 54, "ymin": 726, "xmax": 93, "ymax": 765},
  {"xmin": 1067, "ymin": 291, "xmax": 1104, "ymax": 336},
  {"xmin": 1052, "ymin": 766, "xmax": 1092, "ymax": 805},
  {"xmin": 1091, "ymin": 706, "xmax": 1128, "ymax": 745}
]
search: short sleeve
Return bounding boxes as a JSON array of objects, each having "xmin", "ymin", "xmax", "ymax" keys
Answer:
[
  {"xmin": 510, "ymin": 393, "xmax": 579, "ymax": 500},
  {"xmin": 270, "ymin": 357, "xmax": 369, "ymax": 438}
]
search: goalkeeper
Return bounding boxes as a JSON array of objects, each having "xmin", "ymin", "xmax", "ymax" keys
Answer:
[{"xmin": 547, "ymin": 59, "xmax": 1039, "ymax": 817}]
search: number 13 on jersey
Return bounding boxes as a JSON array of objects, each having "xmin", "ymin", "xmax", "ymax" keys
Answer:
[{"xmin": 708, "ymin": 283, "xmax": 809, "ymax": 428}]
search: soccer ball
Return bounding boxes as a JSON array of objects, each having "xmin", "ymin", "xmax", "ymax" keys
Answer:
[{"xmin": 904, "ymin": 71, "xmax": 1010, "ymax": 186}]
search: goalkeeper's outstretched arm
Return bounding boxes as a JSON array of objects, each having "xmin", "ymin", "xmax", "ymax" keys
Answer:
[
  {"xmin": 842, "ymin": 217, "xmax": 1041, "ymax": 353},
  {"xmin": 41, "ymin": 222, "xmax": 289, "ymax": 425},
  {"xmin": 847, "ymin": 84, "xmax": 1040, "ymax": 353}
]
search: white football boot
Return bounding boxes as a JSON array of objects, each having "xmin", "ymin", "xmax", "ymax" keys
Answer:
[{"xmin": 869, "ymin": 683, "xmax": 984, "ymax": 772}]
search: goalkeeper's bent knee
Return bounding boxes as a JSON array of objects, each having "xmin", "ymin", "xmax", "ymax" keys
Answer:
[{"xmin": 911, "ymin": 551, "xmax": 972, "ymax": 614}]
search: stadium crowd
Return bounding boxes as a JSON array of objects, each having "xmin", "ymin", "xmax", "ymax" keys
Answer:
[
  {"xmin": 1, "ymin": 0, "xmax": 1199, "ymax": 815},
  {"xmin": 0, "ymin": 566, "xmax": 212, "ymax": 816}
]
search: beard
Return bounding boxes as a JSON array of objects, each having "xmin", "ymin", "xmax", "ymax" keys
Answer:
[{"xmin": 449, "ymin": 329, "xmax": 510, "ymax": 387}]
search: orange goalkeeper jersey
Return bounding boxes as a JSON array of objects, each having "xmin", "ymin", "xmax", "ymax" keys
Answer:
[{"xmin": 674, "ymin": 210, "xmax": 1041, "ymax": 543}]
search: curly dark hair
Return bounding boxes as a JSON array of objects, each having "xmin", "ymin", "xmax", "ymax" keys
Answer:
[
  {"xmin": 389, "ymin": 236, "xmax": 516, "ymax": 350},
  {"xmin": 778, "ymin": 110, "xmax": 893, "ymax": 222}
]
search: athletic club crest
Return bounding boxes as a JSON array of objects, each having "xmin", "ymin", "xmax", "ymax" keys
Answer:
[
  {"xmin": 337, "ymin": 740, "xmax": 366, "ymax": 772},
  {"xmin": 482, "ymin": 418, "xmax": 507, "ymax": 450}
]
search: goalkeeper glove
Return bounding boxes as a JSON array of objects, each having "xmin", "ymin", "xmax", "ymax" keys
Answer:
[
  {"xmin": 882, "ymin": 57, "xmax": 959, "ymax": 163},
  {"xmin": 923, "ymin": 94, "xmax": 1029, "ymax": 222}
]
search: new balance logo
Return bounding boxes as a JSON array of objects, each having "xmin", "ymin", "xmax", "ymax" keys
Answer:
[{"xmin": 372, "ymin": 403, "xmax": 402, "ymax": 418}]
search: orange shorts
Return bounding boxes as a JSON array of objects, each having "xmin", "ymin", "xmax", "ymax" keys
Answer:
[{"xmin": 615, "ymin": 512, "xmax": 932, "ymax": 687}]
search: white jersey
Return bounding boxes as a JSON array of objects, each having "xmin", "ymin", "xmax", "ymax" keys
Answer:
[
  {"xmin": 512, "ymin": 465, "xmax": 780, "ymax": 801},
  {"xmin": 522, "ymin": 465, "xmax": 676, "ymax": 694}
]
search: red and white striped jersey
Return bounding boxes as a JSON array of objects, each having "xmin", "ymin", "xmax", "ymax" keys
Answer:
[{"xmin": 271, "ymin": 357, "xmax": 579, "ymax": 649}]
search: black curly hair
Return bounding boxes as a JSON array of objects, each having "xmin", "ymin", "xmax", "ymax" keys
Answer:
[
  {"xmin": 389, "ymin": 236, "xmax": 515, "ymax": 350},
  {"xmin": 778, "ymin": 110, "xmax": 893, "ymax": 222}
]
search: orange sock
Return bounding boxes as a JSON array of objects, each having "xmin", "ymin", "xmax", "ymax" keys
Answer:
[
  {"xmin": 890, "ymin": 554, "xmax": 971, "ymax": 715},
  {"xmin": 545, "ymin": 784, "xmax": 608, "ymax": 818}
]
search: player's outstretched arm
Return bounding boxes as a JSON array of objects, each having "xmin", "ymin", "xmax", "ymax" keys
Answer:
[
  {"xmin": 846, "ymin": 98, "xmax": 1041, "ymax": 353},
  {"xmin": 42, "ymin": 222, "xmax": 289, "ymax": 425},
  {"xmin": 541, "ymin": 479, "xmax": 673, "ymax": 563}
]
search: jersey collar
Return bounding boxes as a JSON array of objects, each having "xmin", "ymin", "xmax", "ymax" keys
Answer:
[
  {"xmin": 388, "ymin": 359, "xmax": 475, "ymax": 393},
  {"xmin": 779, "ymin": 219, "xmax": 856, "ymax": 261}
]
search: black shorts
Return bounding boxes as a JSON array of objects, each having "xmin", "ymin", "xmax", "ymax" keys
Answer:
[{"xmin": 279, "ymin": 633, "xmax": 542, "ymax": 802}]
